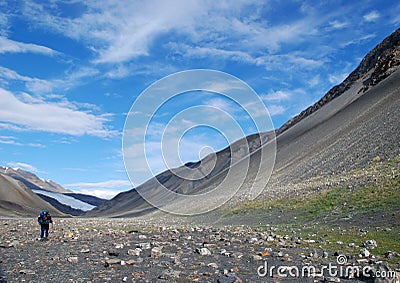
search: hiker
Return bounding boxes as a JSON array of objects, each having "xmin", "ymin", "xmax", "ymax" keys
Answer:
[{"xmin": 37, "ymin": 209, "xmax": 52, "ymax": 240}]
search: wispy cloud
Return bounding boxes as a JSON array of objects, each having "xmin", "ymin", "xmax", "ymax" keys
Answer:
[
  {"xmin": 341, "ymin": 33, "xmax": 376, "ymax": 48},
  {"xmin": 0, "ymin": 135, "xmax": 45, "ymax": 147},
  {"xmin": 0, "ymin": 66, "xmax": 56, "ymax": 93},
  {"xmin": 363, "ymin": 11, "xmax": 380, "ymax": 22},
  {"xmin": 67, "ymin": 179, "xmax": 132, "ymax": 188},
  {"xmin": 5, "ymin": 161, "xmax": 41, "ymax": 173},
  {"xmin": 0, "ymin": 65, "xmax": 99, "ymax": 95},
  {"xmin": 262, "ymin": 90, "xmax": 292, "ymax": 102},
  {"xmin": 267, "ymin": 105, "xmax": 286, "ymax": 116},
  {"xmin": 0, "ymin": 88, "xmax": 116, "ymax": 137},
  {"xmin": 19, "ymin": 1, "xmax": 326, "ymax": 66},
  {"xmin": 0, "ymin": 12, "xmax": 9, "ymax": 37},
  {"xmin": 328, "ymin": 20, "xmax": 348, "ymax": 30},
  {"xmin": 0, "ymin": 36, "xmax": 57, "ymax": 55}
]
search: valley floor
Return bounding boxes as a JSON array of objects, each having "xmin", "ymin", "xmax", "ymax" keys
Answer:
[
  {"xmin": 1, "ymin": 157, "xmax": 399, "ymax": 283},
  {"xmin": 0, "ymin": 217, "xmax": 399, "ymax": 283}
]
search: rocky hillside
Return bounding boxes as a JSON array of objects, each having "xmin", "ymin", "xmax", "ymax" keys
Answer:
[{"xmin": 277, "ymin": 28, "xmax": 400, "ymax": 135}]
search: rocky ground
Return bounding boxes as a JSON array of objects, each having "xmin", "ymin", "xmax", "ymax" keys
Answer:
[
  {"xmin": 0, "ymin": 218, "xmax": 399, "ymax": 283},
  {"xmin": 1, "ymin": 157, "xmax": 399, "ymax": 283}
]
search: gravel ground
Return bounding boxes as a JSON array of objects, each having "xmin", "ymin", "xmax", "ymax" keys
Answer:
[{"xmin": 1, "ymin": 218, "xmax": 399, "ymax": 283}]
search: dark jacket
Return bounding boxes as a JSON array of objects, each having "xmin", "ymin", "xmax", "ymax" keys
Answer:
[{"xmin": 38, "ymin": 211, "xmax": 52, "ymax": 226}]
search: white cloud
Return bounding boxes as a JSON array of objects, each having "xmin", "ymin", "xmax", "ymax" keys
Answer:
[
  {"xmin": 105, "ymin": 65, "xmax": 131, "ymax": 79},
  {"xmin": 267, "ymin": 105, "xmax": 286, "ymax": 116},
  {"xmin": 308, "ymin": 75, "xmax": 321, "ymax": 88},
  {"xmin": 262, "ymin": 90, "xmax": 292, "ymax": 102},
  {"xmin": 328, "ymin": 20, "xmax": 348, "ymax": 30},
  {"xmin": 20, "ymin": 1, "xmax": 323, "ymax": 65},
  {"xmin": 0, "ymin": 65, "xmax": 99, "ymax": 95},
  {"xmin": 177, "ymin": 45, "xmax": 255, "ymax": 64},
  {"xmin": 0, "ymin": 135, "xmax": 45, "ymax": 147},
  {"xmin": 170, "ymin": 44, "xmax": 324, "ymax": 71},
  {"xmin": 73, "ymin": 188, "xmax": 122, "ymax": 200},
  {"xmin": 341, "ymin": 33, "xmax": 376, "ymax": 48},
  {"xmin": 363, "ymin": 11, "xmax": 380, "ymax": 22},
  {"xmin": 21, "ymin": 1, "xmax": 205, "ymax": 63},
  {"xmin": 205, "ymin": 97, "xmax": 239, "ymax": 114},
  {"xmin": 0, "ymin": 66, "xmax": 59, "ymax": 94},
  {"xmin": 0, "ymin": 136, "xmax": 16, "ymax": 145},
  {"xmin": 67, "ymin": 179, "xmax": 132, "ymax": 188},
  {"xmin": 0, "ymin": 66, "xmax": 32, "ymax": 81},
  {"xmin": 0, "ymin": 88, "xmax": 116, "ymax": 137},
  {"xmin": 0, "ymin": 36, "xmax": 57, "ymax": 55},
  {"xmin": 66, "ymin": 179, "xmax": 133, "ymax": 199},
  {"xmin": 6, "ymin": 161, "xmax": 41, "ymax": 173},
  {"xmin": 0, "ymin": 12, "xmax": 9, "ymax": 36}
]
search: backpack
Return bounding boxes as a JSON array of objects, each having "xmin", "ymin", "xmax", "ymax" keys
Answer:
[{"xmin": 38, "ymin": 210, "xmax": 51, "ymax": 224}]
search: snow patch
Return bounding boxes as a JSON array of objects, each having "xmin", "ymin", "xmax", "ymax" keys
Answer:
[{"xmin": 32, "ymin": 189, "xmax": 95, "ymax": 211}]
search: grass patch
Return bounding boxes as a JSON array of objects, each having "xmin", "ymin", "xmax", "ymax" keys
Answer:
[
  {"xmin": 226, "ymin": 154, "xmax": 400, "ymax": 223},
  {"xmin": 298, "ymin": 173, "xmax": 399, "ymax": 221}
]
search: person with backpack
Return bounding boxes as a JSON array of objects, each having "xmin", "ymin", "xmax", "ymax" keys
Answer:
[{"xmin": 37, "ymin": 209, "xmax": 53, "ymax": 240}]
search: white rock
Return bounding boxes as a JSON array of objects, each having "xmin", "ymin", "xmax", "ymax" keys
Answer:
[
  {"xmin": 139, "ymin": 242, "xmax": 151, "ymax": 249},
  {"xmin": 128, "ymin": 248, "xmax": 142, "ymax": 256},
  {"xmin": 363, "ymin": 240, "xmax": 377, "ymax": 249},
  {"xmin": 359, "ymin": 248, "xmax": 370, "ymax": 257},
  {"xmin": 151, "ymin": 246, "xmax": 163, "ymax": 258},
  {"xmin": 115, "ymin": 244, "xmax": 124, "ymax": 249},
  {"xmin": 67, "ymin": 256, "xmax": 78, "ymax": 263},
  {"xmin": 196, "ymin": 247, "xmax": 211, "ymax": 256},
  {"xmin": 207, "ymin": 262, "xmax": 219, "ymax": 269}
]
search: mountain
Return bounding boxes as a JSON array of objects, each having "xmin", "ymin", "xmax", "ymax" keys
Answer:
[
  {"xmin": 87, "ymin": 28, "xmax": 400, "ymax": 218},
  {"xmin": 32, "ymin": 193, "xmax": 87, "ymax": 216},
  {"xmin": 0, "ymin": 172, "xmax": 64, "ymax": 217},
  {"xmin": 86, "ymin": 131, "xmax": 275, "ymax": 217},
  {"xmin": 277, "ymin": 28, "xmax": 400, "ymax": 135},
  {"xmin": 0, "ymin": 167, "xmax": 71, "ymax": 193},
  {"xmin": 63, "ymin": 193, "xmax": 106, "ymax": 206},
  {"xmin": 0, "ymin": 167, "xmax": 105, "ymax": 216}
]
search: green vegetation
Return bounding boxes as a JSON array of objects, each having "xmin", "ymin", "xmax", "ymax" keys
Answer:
[
  {"xmin": 228, "ymin": 155, "xmax": 400, "ymax": 222},
  {"xmin": 224, "ymin": 155, "xmax": 400, "ymax": 266}
]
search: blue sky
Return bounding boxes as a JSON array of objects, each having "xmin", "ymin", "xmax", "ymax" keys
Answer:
[{"xmin": 0, "ymin": 1, "xmax": 399, "ymax": 199}]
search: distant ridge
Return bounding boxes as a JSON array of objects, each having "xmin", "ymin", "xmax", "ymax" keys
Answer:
[
  {"xmin": 0, "ymin": 172, "xmax": 64, "ymax": 217},
  {"xmin": 0, "ymin": 166, "xmax": 71, "ymax": 194},
  {"xmin": 0, "ymin": 167, "xmax": 105, "ymax": 216},
  {"xmin": 277, "ymin": 28, "xmax": 400, "ymax": 135}
]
